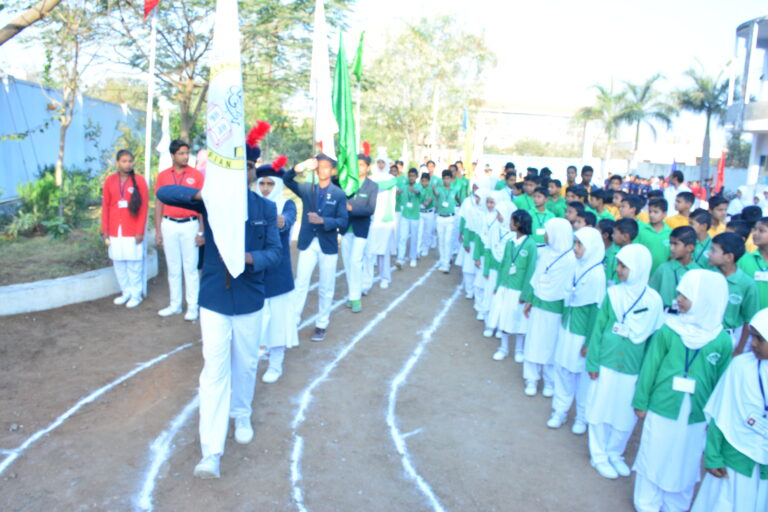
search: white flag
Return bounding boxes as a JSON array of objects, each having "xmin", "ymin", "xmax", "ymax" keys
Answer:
[
  {"xmin": 309, "ymin": 0, "xmax": 337, "ymax": 157},
  {"xmin": 201, "ymin": 0, "xmax": 247, "ymax": 278}
]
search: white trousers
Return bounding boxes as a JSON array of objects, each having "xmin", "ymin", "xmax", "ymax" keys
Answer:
[
  {"xmin": 293, "ymin": 238, "xmax": 338, "ymax": 329},
  {"xmin": 587, "ymin": 422, "xmax": 634, "ymax": 465},
  {"xmin": 417, "ymin": 210, "xmax": 435, "ymax": 256},
  {"xmin": 397, "ymin": 217, "xmax": 419, "ymax": 262},
  {"xmin": 198, "ymin": 307, "xmax": 262, "ymax": 457},
  {"xmin": 363, "ymin": 253, "xmax": 391, "ymax": 290},
  {"xmin": 161, "ymin": 217, "xmax": 200, "ymax": 309},
  {"xmin": 451, "ymin": 214, "xmax": 461, "ymax": 256},
  {"xmin": 523, "ymin": 361, "xmax": 554, "ymax": 386},
  {"xmin": 435, "ymin": 215, "xmax": 455, "ymax": 269},
  {"xmin": 552, "ymin": 365, "xmax": 589, "ymax": 421},
  {"xmin": 341, "ymin": 232, "xmax": 367, "ymax": 302},
  {"xmin": 634, "ymin": 472, "xmax": 695, "ymax": 512},
  {"xmin": 113, "ymin": 260, "xmax": 143, "ymax": 299}
]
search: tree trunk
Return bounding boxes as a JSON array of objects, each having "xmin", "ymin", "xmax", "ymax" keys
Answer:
[
  {"xmin": 55, "ymin": 117, "xmax": 71, "ymax": 217},
  {"xmin": 701, "ymin": 113, "xmax": 712, "ymax": 182},
  {"xmin": 0, "ymin": 0, "xmax": 63, "ymax": 46}
]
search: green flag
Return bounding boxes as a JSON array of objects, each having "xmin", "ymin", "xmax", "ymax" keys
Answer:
[
  {"xmin": 332, "ymin": 32, "xmax": 359, "ymax": 196},
  {"xmin": 352, "ymin": 31, "xmax": 364, "ymax": 83}
]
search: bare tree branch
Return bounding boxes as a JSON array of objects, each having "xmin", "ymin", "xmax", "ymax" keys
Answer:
[{"xmin": 0, "ymin": 0, "xmax": 63, "ymax": 45}]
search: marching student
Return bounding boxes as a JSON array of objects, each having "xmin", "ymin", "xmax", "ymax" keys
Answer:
[
  {"xmin": 101, "ymin": 149, "xmax": 149, "ymax": 309},
  {"xmin": 364, "ymin": 157, "xmax": 397, "ymax": 291},
  {"xmin": 691, "ymin": 308, "xmax": 768, "ymax": 512},
  {"xmin": 549, "ymin": 227, "xmax": 605, "ymax": 434},
  {"xmin": 417, "ymin": 172, "xmax": 436, "ymax": 257},
  {"xmin": 585, "ymin": 244, "xmax": 663, "ymax": 480},
  {"xmin": 708, "ymin": 195, "xmax": 729, "ymax": 238},
  {"xmin": 636, "ymin": 197, "xmax": 671, "ymax": 276},
  {"xmin": 155, "ymin": 139, "xmax": 205, "ymax": 320},
  {"xmin": 434, "ymin": 169, "xmax": 459, "ymax": 273},
  {"xmin": 341, "ymin": 152, "xmax": 378, "ymax": 313},
  {"xmin": 689, "ymin": 208, "xmax": 714, "ymax": 270},
  {"xmin": 709, "ymin": 232, "xmax": 760, "ymax": 354},
  {"xmin": 632, "ymin": 270, "xmax": 732, "ymax": 512},
  {"xmin": 522, "ymin": 218, "xmax": 575, "ymax": 397},
  {"xmin": 285, "ymin": 155, "xmax": 348, "ymax": 342},
  {"xmin": 605, "ymin": 218, "xmax": 639, "ymax": 285},
  {"xmin": 488, "ymin": 209, "xmax": 535, "ymax": 361},
  {"xmin": 483, "ymin": 196, "xmax": 516, "ymax": 337},
  {"xmin": 396, "ymin": 168, "xmax": 421, "ymax": 269},
  {"xmin": 252, "ymin": 156, "xmax": 298, "ymax": 383},
  {"xmin": 649, "ymin": 226, "xmax": 700, "ymax": 311},
  {"xmin": 530, "ymin": 186, "xmax": 556, "ymax": 245},
  {"xmin": 739, "ymin": 217, "xmax": 768, "ymax": 309},
  {"xmin": 665, "ymin": 191, "xmax": 695, "ymax": 229},
  {"xmin": 473, "ymin": 191, "xmax": 498, "ymax": 321},
  {"xmin": 156, "ymin": 157, "xmax": 282, "ymax": 479}
]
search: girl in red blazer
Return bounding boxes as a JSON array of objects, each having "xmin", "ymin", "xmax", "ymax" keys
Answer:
[{"xmin": 101, "ymin": 150, "xmax": 148, "ymax": 308}]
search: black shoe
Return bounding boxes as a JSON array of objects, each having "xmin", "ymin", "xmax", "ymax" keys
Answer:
[{"xmin": 311, "ymin": 327, "xmax": 326, "ymax": 342}]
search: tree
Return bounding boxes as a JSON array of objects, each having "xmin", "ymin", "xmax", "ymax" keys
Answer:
[
  {"xmin": 575, "ymin": 81, "xmax": 631, "ymax": 168},
  {"xmin": 361, "ymin": 16, "xmax": 495, "ymax": 159},
  {"xmin": 676, "ymin": 66, "xmax": 728, "ymax": 181},
  {"xmin": 0, "ymin": 0, "xmax": 63, "ymax": 46},
  {"xmin": 726, "ymin": 131, "xmax": 751, "ymax": 168},
  {"xmin": 622, "ymin": 74, "xmax": 675, "ymax": 159}
]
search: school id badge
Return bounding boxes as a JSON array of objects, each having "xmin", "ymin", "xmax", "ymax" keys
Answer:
[
  {"xmin": 746, "ymin": 411, "xmax": 768, "ymax": 439},
  {"xmin": 755, "ymin": 271, "xmax": 768, "ymax": 282},
  {"xmin": 118, "ymin": 199, "xmax": 128, "ymax": 208},
  {"xmin": 508, "ymin": 264, "xmax": 517, "ymax": 275},
  {"xmin": 611, "ymin": 322, "xmax": 629, "ymax": 338},
  {"xmin": 672, "ymin": 376, "xmax": 696, "ymax": 394}
]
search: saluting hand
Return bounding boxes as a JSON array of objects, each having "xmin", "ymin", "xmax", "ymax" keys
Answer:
[{"xmin": 295, "ymin": 158, "xmax": 318, "ymax": 174}]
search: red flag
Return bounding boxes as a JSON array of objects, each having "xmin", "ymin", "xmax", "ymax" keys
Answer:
[
  {"xmin": 714, "ymin": 150, "xmax": 726, "ymax": 194},
  {"xmin": 144, "ymin": 0, "xmax": 159, "ymax": 20}
]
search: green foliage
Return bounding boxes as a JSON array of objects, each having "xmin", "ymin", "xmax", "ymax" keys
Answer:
[
  {"xmin": 726, "ymin": 132, "xmax": 751, "ymax": 168},
  {"xmin": 5, "ymin": 211, "xmax": 42, "ymax": 238},
  {"xmin": 41, "ymin": 217, "xmax": 72, "ymax": 239}
]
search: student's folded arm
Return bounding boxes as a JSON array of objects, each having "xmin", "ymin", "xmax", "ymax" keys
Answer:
[
  {"xmin": 702, "ymin": 420, "xmax": 726, "ymax": 470},
  {"xmin": 631, "ymin": 328, "xmax": 669, "ymax": 411},
  {"xmin": 156, "ymin": 185, "xmax": 205, "ymax": 214},
  {"xmin": 248, "ymin": 202, "xmax": 282, "ymax": 272}
]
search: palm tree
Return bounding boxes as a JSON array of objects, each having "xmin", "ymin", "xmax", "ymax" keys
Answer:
[
  {"xmin": 575, "ymin": 81, "xmax": 630, "ymax": 170},
  {"xmin": 623, "ymin": 74, "xmax": 676, "ymax": 161},
  {"xmin": 676, "ymin": 67, "xmax": 728, "ymax": 182}
]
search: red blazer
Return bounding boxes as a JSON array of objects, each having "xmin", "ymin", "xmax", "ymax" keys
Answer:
[{"xmin": 101, "ymin": 172, "xmax": 149, "ymax": 237}]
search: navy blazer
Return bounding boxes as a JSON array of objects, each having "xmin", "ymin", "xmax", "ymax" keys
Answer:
[
  {"xmin": 284, "ymin": 169, "xmax": 348, "ymax": 254},
  {"xmin": 156, "ymin": 185, "xmax": 282, "ymax": 315},
  {"xmin": 264, "ymin": 199, "xmax": 296, "ymax": 298},
  {"xmin": 345, "ymin": 177, "xmax": 378, "ymax": 239}
]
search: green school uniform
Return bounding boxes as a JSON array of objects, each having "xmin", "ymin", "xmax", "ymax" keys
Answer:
[
  {"xmin": 585, "ymin": 205, "xmax": 598, "ymax": 217},
  {"xmin": 531, "ymin": 294, "xmax": 564, "ymax": 314},
  {"xmin": 631, "ymin": 325, "xmax": 732, "ymax": 424},
  {"xmin": 452, "ymin": 176, "xmax": 470, "ymax": 203},
  {"xmin": 636, "ymin": 221, "xmax": 672, "ymax": 275},
  {"xmin": 649, "ymin": 259, "xmax": 701, "ymax": 308},
  {"xmin": 722, "ymin": 268, "xmax": 760, "ymax": 330},
  {"xmin": 585, "ymin": 295, "xmax": 651, "ymax": 375},
  {"xmin": 496, "ymin": 236, "xmax": 538, "ymax": 300},
  {"xmin": 429, "ymin": 175, "xmax": 442, "ymax": 189},
  {"xmin": 595, "ymin": 208, "xmax": 615, "ymax": 222},
  {"xmin": 530, "ymin": 208, "xmax": 555, "ymax": 245},
  {"xmin": 547, "ymin": 196, "xmax": 567, "ymax": 218},
  {"xmin": 435, "ymin": 186, "xmax": 458, "ymax": 216},
  {"xmin": 704, "ymin": 420, "xmax": 768, "ymax": 479},
  {"xmin": 513, "ymin": 193, "xmax": 535, "ymax": 212},
  {"xmin": 494, "ymin": 179, "xmax": 506, "ymax": 191},
  {"xmin": 398, "ymin": 183, "xmax": 422, "ymax": 220},
  {"xmin": 394, "ymin": 174, "xmax": 408, "ymax": 212},
  {"xmin": 738, "ymin": 250, "xmax": 768, "ymax": 309},
  {"xmin": 692, "ymin": 236, "xmax": 714, "ymax": 270},
  {"xmin": 562, "ymin": 303, "xmax": 600, "ymax": 338},
  {"xmin": 604, "ymin": 243, "xmax": 620, "ymax": 284}
]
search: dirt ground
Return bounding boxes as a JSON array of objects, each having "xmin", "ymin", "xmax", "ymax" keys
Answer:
[{"xmin": 0, "ymin": 243, "xmax": 647, "ymax": 512}]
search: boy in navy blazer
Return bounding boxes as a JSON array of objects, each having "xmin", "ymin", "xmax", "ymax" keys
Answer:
[{"xmin": 284, "ymin": 154, "xmax": 348, "ymax": 341}]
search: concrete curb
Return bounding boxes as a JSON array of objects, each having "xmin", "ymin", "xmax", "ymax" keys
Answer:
[{"xmin": 0, "ymin": 250, "xmax": 159, "ymax": 316}]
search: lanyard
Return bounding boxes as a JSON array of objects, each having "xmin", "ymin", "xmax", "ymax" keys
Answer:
[
  {"xmin": 684, "ymin": 348, "xmax": 700, "ymax": 377},
  {"xmin": 171, "ymin": 170, "xmax": 186, "ymax": 185},
  {"xmin": 511, "ymin": 237, "xmax": 528, "ymax": 263},
  {"xmin": 118, "ymin": 176, "xmax": 129, "ymax": 199},
  {"xmin": 755, "ymin": 254, "xmax": 768, "ymax": 273},
  {"xmin": 573, "ymin": 262, "xmax": 602, "ymax": 288},
  {"xmin": 620, "ymin": 287, "xmax": 647, "ymax": 324},
  {"xmin": 759, "ymin": 360, "xmax": 768, "ymax": 418},
  {"xmin": 694, "ymin": 238, "xmax": 711, "ymax": 263},
  {"xmin": 545, "ymin": 248, "xmax": 572, "ymax": 273}
]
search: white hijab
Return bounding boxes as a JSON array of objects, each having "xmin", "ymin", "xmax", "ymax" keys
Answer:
[
  {"xmin": 255, "ymin": 175, "xmax": 287, "ymax": 212},
  {"xmin": 566, "ymin": 227, "xmax": 606, "ymax": 307},
  {"xmin": 467, "ymin": 187, "xmax": 490, "ymax": 235},
  {"xmin": 479, "ymin": 193, "xmax": 502, "ymax": 246},
  {"xmin": 727, "ymin": 186, "xmax": 749, "ymax": 216},
  {"xmin": 665, "ymin": 269, "xmax": 729, "ymax": 349},
  {"xmin": 608, "ymin": 244, "xmax": 663, "ymax": 344},
  {"xmin": 530, "ymin": 218, "xmax": 575, "ymax": 302},
  {"xmin": 703, "ymin": 309, "xmax": 768, "ymax": 464},
  {"xmin": 490, "ymin": 200, "xmax": 517, "ymax": 262}
]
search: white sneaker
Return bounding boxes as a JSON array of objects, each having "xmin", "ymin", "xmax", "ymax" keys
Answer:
[
  {"xmin": 113, "ymin": 294, "xmax": 130, "ymax": 305},
  {"xmin": 126, "ymin": 297, "xmax": 142, "ymax": 309},
  {"xmin": 546, "ymin": 413, "xmax": 565, "ymax": 429},
  {"xmin": 464, "ymin": 293, "xmax": 474, "ymax": 300},
  {"xmin": 592, "ymin": 460, "xmax": 619, "ymax": 479},
  {"xmin": 495, "ymin": 331, "xmax": 503, "ymax": 339},
  {"xmin": 609, "ymin": 457, "xmax": 631, "ymax": 477},
  {"xmin": 492, "ymin": 350, "xmax": 507, "ymax": 361},
  {"xmin": 262, "ymin": 367, "xmax": 282, "ymax": 384},
  {"xmin": 158, "ymin": 305, "xmax": 182, "ymax": 317},
  {"xmin": 234, "ymin": 417, "xmax": 253, "ymax": 444},
  {"xmin": 483, "ymin": 328, "xmax": 494, "ymax": 338},
  {"xmin": 476, "ymin": 312, "xmax": 485, "ymax": 321},
  {"xmin": 184, "ymin": 307, "xmax": 199, "ymax": 321},
  {"xmin": 571, "ymin": 419, "xmax": 587, "ymax": 435},
  {"xmin": 193, "ymin": 454, "xmax": 221, "ymax": 479},
  {"xmin": 514, "ymin": 351, "xmax": 524, "ymax": 363},
  {"xmin": 542, "ymin": 385, "xmax": 554, "ymax": 398},
  {"xmin": 524, "ymin": 381, "xmax": 537, "ymax": 396},
  {"xmin": 409, "ymin": 260, "xmax": 417, "ymax": 268},
  {"xmin": 380, "ymin": 281, "xmax": 389, "ymax": 289}
]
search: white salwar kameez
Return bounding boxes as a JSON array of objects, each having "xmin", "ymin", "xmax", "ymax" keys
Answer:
[
  {"xmin": 586, "ymin": 366, "xmax": 638, "ymax": 464},
  {"xmin": 691, "ymin": 465, "xmax": 768, "ymax": 512},
  {"xmin": 552, "ymin": 328, "xmax": 589, "ymax": 422},
  {"xmin": 522, "ymin": 307, "xmax": 560, "ymax": 385},
  {"xmin": 365, "ymin": 171, "xmax": 396, "ymax": 286}
]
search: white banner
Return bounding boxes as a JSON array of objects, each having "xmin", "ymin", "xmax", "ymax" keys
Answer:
[
  {"xmin": 201, "ymin": 0, "xmax": 247, "ymax": 278},
  {"xmin": 310, "ymin": 0, "xmax": 337, "ymax": 157}
]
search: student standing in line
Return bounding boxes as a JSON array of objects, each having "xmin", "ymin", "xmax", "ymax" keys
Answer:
[
  {"xmin": 482, "ymin": 196, "xmax": 516, "ymax": 337},
  {"xmin": 636, "ymin": 197, "xmax": 671, "ymax": 276},
  {"xmin": 739, "ymin": 217, "xmax": 768, "ymax": 309},
  {"xmin": 417, "ymin": 172, "xmax": 436, "ymax": 257},
  {"xmin": 584, "ymin": 244, "xmax": 663, "ymax": 480},
  {"xmin": 665, "ymin": 191, "xmax": 695, "ymax": 229},
  {"xmin": 708, "ymin": 195, "xmax": 729, "ymax": 238},
  {"xmin": 529, "ymin": 186, "xmax": 556, "ymax": 246},
  {"xmin": 396, "ymin": 168, "xmax": 421, "ymax": 269},
  {"xmin": 689, "ymin": 208, "xmax": 715, "ymax": 270},
  {"xmin": 458, "ymin": 185, "xmax": 486, "ymax": 299},
  {"xmin": 434, "ymin": 169, "xmax": 459, "ymax": 273},
  {"xmin": 101, "ymin": 149, "xmax": 149, "ymax": 309},
  {"xmin": 605, "ymin": 218, "xmax": 639, "ymax": 285},
  {"xmin": 472, "ymin": 191, "xmax": 498, "ymax": 320},
  {"xmin": 632, "ymin": 270, "xmax": 732, "ymax": 512},
  {"xmin": 649, "ymin": 226, "xmax": 700, "ymax": 311},
  {"xmin": 546, "ymin": 179, "xmax": 567, "ymax": 218}
]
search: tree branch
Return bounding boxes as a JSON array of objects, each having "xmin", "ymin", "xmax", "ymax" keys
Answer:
[{"xmin": 0, "ymin": 0, "xmax": 63, "ymax": 46}]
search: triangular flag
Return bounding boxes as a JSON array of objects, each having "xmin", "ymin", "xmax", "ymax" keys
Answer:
[
  {"xmin": 144, "ymin": 0, "xmax": 159, "ymax": 20},
  {"xmin": 352, "ymin": 31, "xmax": 364, "ymax": 83}
]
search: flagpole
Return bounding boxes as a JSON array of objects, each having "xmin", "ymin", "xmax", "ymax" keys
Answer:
[
  {"xmin": 355, "ymin": 82, "xmax": 360, "ymax": 154},
  {"xmin": 142, "ymin": 7, "xmax": 158, "ymax": 297}
]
